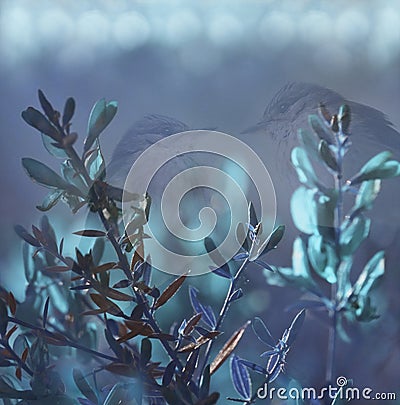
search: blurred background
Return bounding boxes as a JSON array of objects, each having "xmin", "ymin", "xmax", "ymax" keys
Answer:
[{"xmin": 0, "ymin": 0, "xmax": 399, "ymax": 403}]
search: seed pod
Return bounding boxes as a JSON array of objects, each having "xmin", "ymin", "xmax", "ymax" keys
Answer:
[
  {"xmin": 318, "ymin": 103, "xmax": 332, "ymax": 125},
  {"xmin": 338, "ymin": 104, "xmax": 351, "ymax": 134},
  {"xmin": 330, "ymin": 114, "xmax": 339, "ymax": 133}
]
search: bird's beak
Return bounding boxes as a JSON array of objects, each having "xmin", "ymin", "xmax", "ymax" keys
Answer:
[{"xmin": 241, "ymin": 120, "xmax": 268, "ymax": 135}]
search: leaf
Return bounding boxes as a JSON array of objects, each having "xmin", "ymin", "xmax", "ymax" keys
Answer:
[
  {"xmin": 41, "ymin": 133, "xmax": 68, "ymax": 158},
  {"xmin": 14, "ymin": 225, "xmax": 40, "ymax": 247},
  {"xmin": 73, "ymin": 368, "xmax": 98, "ymax": 405},
  {"xmin": 230, "ymin": 355, "xmax": 251, "ymax": 400},
  {"xmin": 140, "ymin": 338, "xmax": 152, "ymax": 366},
  {"xmin": 73, "ymin": 230, "xmax": 106, "ymax": 238},
  {"xmin": 209, "ymin": 266, "xmax": 232, "ymax": 279},
  {"xmin": 352, "ymin": 251, "xmax": 385, "ymax": 298},
  {"xmin": 290, "ymin": 187, "xmax": 317, "ymax": 234},
  {"xmin": 297, "ymin": 127, "xmax": 320, "ymax": 161},
  {"xmin": 318, "ymin": 140, "xmax": 338, "ymax": 172},
  {"xmin": 85, "ymin": 99, "xmax": 117, "ymax": 154},
  {"xmin": 349, "ymin": 151, "xmax": 400, "ymax": 184},
  {"xmin": 61, "ymin": 160, "xmax": 88, "ymax": 193},
  {"xmin": 0, "ymin": 299, "xmax": 8, "ymax": 336},
  {"xmin": 42, "ymin": 297, "xmax": 50, "ymax": 328},
  {"xmin": 354, "ymin": 179, "xmax": 381, "ymax": 212},
  {"xmin": 338, "ymin": 104, "xmax": 351, "ymax": 133},
  {"xmin": 315, "ymin": 193, "xmax": 336, "ymax": 240},
  {"xmin": 90, "ymin": 294, "xmax": 123, "ymax": 317},
  {"xmin": 252, "ymin": 317, "xmax": 275, "ymax": 347},
  {"xmin": 261, "ymin": 225, "xmax": 285, "ymax": 254},
  {"xmin": 307, "ymin": 234, "xmax": 337, "ymax": 284},
  {"xmin": 200, "ymin": 365, "xmax": 211, "ymax": 398},
  {"xmin": 229, "ymin": 289, "xmax": 243, "ymax": 302},
  {"xmin": 204, "ymin": 237, "xmax": 230, "ymax": 272},
  {"xmin": 178, "ymin": 331, "xmax": 220, "ymax": 353},
  {"xmin": 340, "ymin": 216, "xmax": 370, "ymax": 256},
  {"xmin": 285, "ymin": 309, "xmax": 306, "ymax": 346},
  {"xmin": 36, "ymin": 189, "xmax": 64, "ymax": 211},
  {"xmin": 38, "ymin": 90, "xmax": 56, "ymax": 123},
  {"xmin": 210, "ymin": 321, "xmax": 250, "ymax": 375},
  {"xmin": 21, "ymin": 107, "xmax": 60, "ymax": 140},
  {"xmin": 85, "ymin": 145, "xmax": 106, "ymax": 181},
  {"xmin": 7, "ymin": 292, "xmax": 17, "ymax": 316},
  {"xmin": 183, "ymin": 313, "xmax": 202, "ymax": 335},
  {"xmin": 124, "ymin": 320, "xmax": 155, "ymax": 337},
  {"xmin": 22, "ymin": 158, "xmax": 76, "ymax": 191},
  {"xmin": 182, "ymin": 349, "xmax": 199, "ymax": 383},
  {"xmin": 189, "ymin": 287, "xmax": 216, "ymax": 329},
  {"xmin": 308, "ymin": 114, "xmax": 333, "ymax": 144},
  {"xmin": 161, "ymin": 361, "xmax": 175, "ymax": 387},
  {"xmin": 63, "ymin": 97, "xmax": 76, "ymax": 127},
  {"xmin": 112, "ymin": 279, "xmax": 132, "ymax": 289},
  {"xmin": 154, "ymin": 274, "xmax": 187, "ymax": 309}
]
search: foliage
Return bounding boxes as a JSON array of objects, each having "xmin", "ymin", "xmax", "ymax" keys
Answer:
[
  {"xmin": 0, "ymin": 91, "xmax": 291, "ymax": 404},
  {"xmin": 3, "ymin": 91, "xmax": 397, "ymax": 404},
  {"xmin": 263, "ymin": 102, "xmax": 400, "ymax": 382}
]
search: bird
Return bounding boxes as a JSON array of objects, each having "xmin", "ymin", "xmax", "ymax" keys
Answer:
[
  {"xmin": 242, "ymin": 82, "xmax": 400, "ymax": 265},
  {"xmin": 105, "ymin": 114, "xmax": 230, "ymax": 273},
  {"xmin": 107, "ymin": 114, "xmax": 190, "ymax": 188}
]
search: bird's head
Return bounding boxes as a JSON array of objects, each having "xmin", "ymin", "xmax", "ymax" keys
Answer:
[{"xmin": 243, "ymin": 82, "xmax": 343, "ymax": 140}]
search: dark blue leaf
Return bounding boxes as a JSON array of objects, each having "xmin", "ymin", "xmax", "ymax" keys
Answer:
[
  {"xmin": 238, "ymin": 358, "xmax": 266, "ymax": 375},
  {"xmin": 162, "ymin": 361, "xmax": 176, "ymax": 386},
  {"xmin": 63, "ymin": 97, "xmax": 75, "ymax": 127},
  {"xmin": 260, "ymin": 349, "xmax": 278, "ymax": 358},
  {"xmin": 209, "ymin": 265, "xmax": 232, "ymax": 279},
  {"xmin": 252, "ymin": 317, "xmax": 275, "ymax": 347},
  {"xmin": 195, "ymin": 326, "xmax": 212, "ymax": 336},
  {"xmin": 178, "ymin": 319, "xmax": 187, "ymax": 336},
  {"xmin": 229, "ymin": 289, "xmax": 243, "ymax": 302},
  {"xmin": 189, "ymin": 286, "xmax": 216, "ymax": 329},
  {"xmin": 253, "ymin": 259, "xmax": 274, "ymax": 272},
  {"xmin": 142, "ymin": 260, "xmax": 152, "ymax": 286},
  {"xmin": 286, "ymin": 309, "xmax": 306, "ymax": 346},
  {"xmin": 42, "ymin": 296, "xmax": 50, "ymax": 328},
  {"xmin": 233, "ymin": 252, "xmax": 248, "ymax": 261},
  {"xmin": 112, "ymin": 279, "xmax": 132, "ymax": 289},
  {"xmin": 230, "ymin": 355, "xmax": 252, "ymax": 400}
]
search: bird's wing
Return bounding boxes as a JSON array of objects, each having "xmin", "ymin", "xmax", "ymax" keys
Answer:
[{"xmin": 348, "ymin": 101, "xmax": 400, "ymax": 156}]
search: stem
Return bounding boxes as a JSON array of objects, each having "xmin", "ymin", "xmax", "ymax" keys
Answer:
[
  {"xmin": 8, "ymin": 316, "xmax": 119, "ymax": 363},
  {"xmin": 200, "ymin": 258, "xmax": 249, "ymax": 380},
  {"xmin": 0, "ymin": 339, "xmax": 34, "ymax": 376},
  {"xmin": 63, "ymin": 141, "xmax": 185, "ymax": 372},
  {"xmin": 325, "ymin": 130, "xmax": 345, "ymax": 385}
]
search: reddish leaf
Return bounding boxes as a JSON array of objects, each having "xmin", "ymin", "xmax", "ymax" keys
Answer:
[
  {"xmin": 178, "ymin": 331, "xmax": 220, "ymax": 353},
  {"xmin": 105, "ymin": 362, "xmax": 138, "ymax": 377},
  {"xmin": 44, "ymin": 265, "xmax": 71, "ymax": 273},
  {"xmin": 210, "ymin": 321, "xmax": 250, "ymax": 375},
  {"xmin": 73, "ymin": 230, "xmax": 106, "ymax": 237},
  {"xmin": 154, "ymin": 274, "xmax": 187, "ymax": 310},
  {"xmin": 105, "ymin": 288, "xmax": 133, "ymax": 302},
  {"xmin": 8, "ymin": 292, "xmax": 17, "ymax": 315},
  {"xmin": 5, "ymin": 325, "xmax": 18, "ymax": 340},
  {"xmin": 90, "ymin": 293, "xmax": 123, "ymax": 316},
  {"xmin": 183, "ymin": 313, "xmax": 202, "ymax": 336},
  {"xmin": 21, "ymin": 347, "xmax": 29, "ymax": 363},
  {"xmin": 92, "ymin": 262, "xmax": 117, "ymax": 274}
]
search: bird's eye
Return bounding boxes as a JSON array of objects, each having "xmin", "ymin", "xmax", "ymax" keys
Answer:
[{"xmin": 279, "ymin": 103, "xmax": 289, "ymax": 113}]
